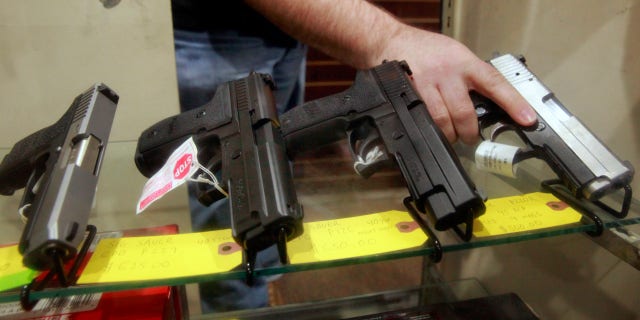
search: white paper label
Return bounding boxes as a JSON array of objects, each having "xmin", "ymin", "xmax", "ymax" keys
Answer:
[
  {"xmin": 0, "ymin": 293, "xmax": 101, "ymax": 319},
  {"xmin": 136, "ymin": 137, "xmax": 201, "ymax": 214},
  {"xmin": 475, "ymin": 141, "xmax": 521, "ymax": 178}
]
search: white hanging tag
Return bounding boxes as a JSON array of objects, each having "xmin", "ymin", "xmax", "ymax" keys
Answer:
[
  {"xmin": 136, "ymin": 137, "xmax": 201, "ymax": 214},
  {"xmin": 475, "ymin": 141, "xmax": 521, "ymax": 178}
]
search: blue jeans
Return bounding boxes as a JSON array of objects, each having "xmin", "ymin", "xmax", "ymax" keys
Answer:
[{"xmin": 173, "ymin": 29, "xmax": 306, "ymax": 313}]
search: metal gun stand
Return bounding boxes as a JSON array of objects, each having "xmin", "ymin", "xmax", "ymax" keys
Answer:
[{"xmin": 20, "ymin": 225, "xmax": 97, "ymax": 311}]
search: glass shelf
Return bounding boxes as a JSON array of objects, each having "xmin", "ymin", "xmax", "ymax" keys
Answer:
[
  {"xmin": 1, "ymin": 140, "xmax": 639, "ymax": 304},
  {"xmin": 196, "ymin": 278, "xmax": 490, "ymax": 320}
]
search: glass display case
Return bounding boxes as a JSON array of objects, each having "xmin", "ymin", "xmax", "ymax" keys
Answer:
[{"xmin": 1, "ymin": 139, "xmax": 639, "ymax": 318}]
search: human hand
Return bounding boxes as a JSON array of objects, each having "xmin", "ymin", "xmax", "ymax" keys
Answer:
[
  {"xmin": 380, "ymin": 28, "xmax": 537, "ymax": 144},
  {"xmin": 244, "ymin": 0, "xmax": 536, "ymax": 144}
]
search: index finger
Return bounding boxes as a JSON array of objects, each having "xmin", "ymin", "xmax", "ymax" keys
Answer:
[{"xmin": 469, "ymin": 61, "xmax": 537, "ymax": 126}]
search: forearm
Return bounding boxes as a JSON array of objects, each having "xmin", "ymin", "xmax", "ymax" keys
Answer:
[
  {"xmin": 245, "ymin": 0, "xmax": 537, "ymax": 144},
  {"xmin": 244, "ymin": 0, "xmax": 407, "ymax": 69}
]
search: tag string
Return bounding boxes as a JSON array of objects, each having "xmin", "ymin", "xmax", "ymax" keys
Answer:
[{"xmin": 188, "ymin": 163, "xmax": 229, "ymax": 198}]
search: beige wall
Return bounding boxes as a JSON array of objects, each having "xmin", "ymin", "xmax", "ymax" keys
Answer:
[
  {"xmin": 0, "ymin": 1, "xmax": 190, "ymax": 245},
  {"xmin": 0, "ymin": 0, "xmax": 179, "ymax": 146},
  {"xmin": 441, "ymin": 1, "xmax": 640, "ymax": 319},
  {"xmin": 0, "ymin": 1, "xmax": 193, "ymax": 304}
]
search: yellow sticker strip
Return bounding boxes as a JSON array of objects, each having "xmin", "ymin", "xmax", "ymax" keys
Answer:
[
  {"xmin": 69, "ymin": 193, "xmax": 581, "ymax": 284},
  {"xmin": 77, "ymin": 211, "xmax": 423, "ymax": 284},
  {"xmin": 474, "ymin": 192, "xmax": 582, "ymax": 237},
  {"xmin": 288, "ymin": 210, "xmax": 426, "ymax": 264},
  {"xmin": 77, "ymin": 229, "xmax": 242, "ymax": 284},
  {"xmin": 0, "ymin": 245, "xmax": 39, "ymax": 291}
]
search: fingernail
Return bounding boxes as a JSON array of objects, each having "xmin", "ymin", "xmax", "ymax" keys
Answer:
[{"xmin": 521, "ymin": 109, "xmax": 537, "ymax": 124}]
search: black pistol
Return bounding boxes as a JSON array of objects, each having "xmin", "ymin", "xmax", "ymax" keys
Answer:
[
  {"xmin": 280, "ymin": 61, "xmax": 485, "ymax": 237},
  {"xmin": 472, "ymin": 53, "xmax": 634, "ymax": 217},
  {"xmin": 0, "ymin": 83, "xmax": 119, "ymax": 270},
  {"xmin": 134, "ymin": 73, "xmax": 303, "ymax": 280}
]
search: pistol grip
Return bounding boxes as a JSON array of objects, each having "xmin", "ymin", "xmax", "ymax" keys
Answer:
[
  {"xmin": 135, "ymin": 91, "xmax": 233, "ymax": 178},
  {"xmin": 0, "ymin": 108, "xmax": 75, "ymax": 195}
]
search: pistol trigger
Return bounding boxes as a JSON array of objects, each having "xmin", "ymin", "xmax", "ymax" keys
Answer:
[
  {"xmin": 346, "ymin": 127, "xmax": 363, "ymax": 163},
  {"xmin": 18, "ymin": 164, "xmax": 46, "ymax": 222}
]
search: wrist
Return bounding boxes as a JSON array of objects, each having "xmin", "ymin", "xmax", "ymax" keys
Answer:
[{"xmin": 369, "ymin": 24, "xmax": 436, "ymax": 68}]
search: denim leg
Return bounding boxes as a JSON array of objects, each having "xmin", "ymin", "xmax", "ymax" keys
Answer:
[
  {"xmin": 175, "ymin": 29, "xmax": 306, "ymax": 112},
  {"xmin": 174, "ymin": 29, "xmax": 306, "ymax": 313}
]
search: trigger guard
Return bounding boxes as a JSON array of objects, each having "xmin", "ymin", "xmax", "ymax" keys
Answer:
[
  {"xmin": 482, "ymin": 122, "xmax": 538, "ymax": 163},
  {"xmin": 489, "ymin": 122, "xmax": 517, "ymax": 141}
]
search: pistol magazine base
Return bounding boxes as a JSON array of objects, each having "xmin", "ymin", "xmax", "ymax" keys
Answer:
[{"xmin": 20, "ymin": 225, "xmax": 97, "ymax": 311}]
